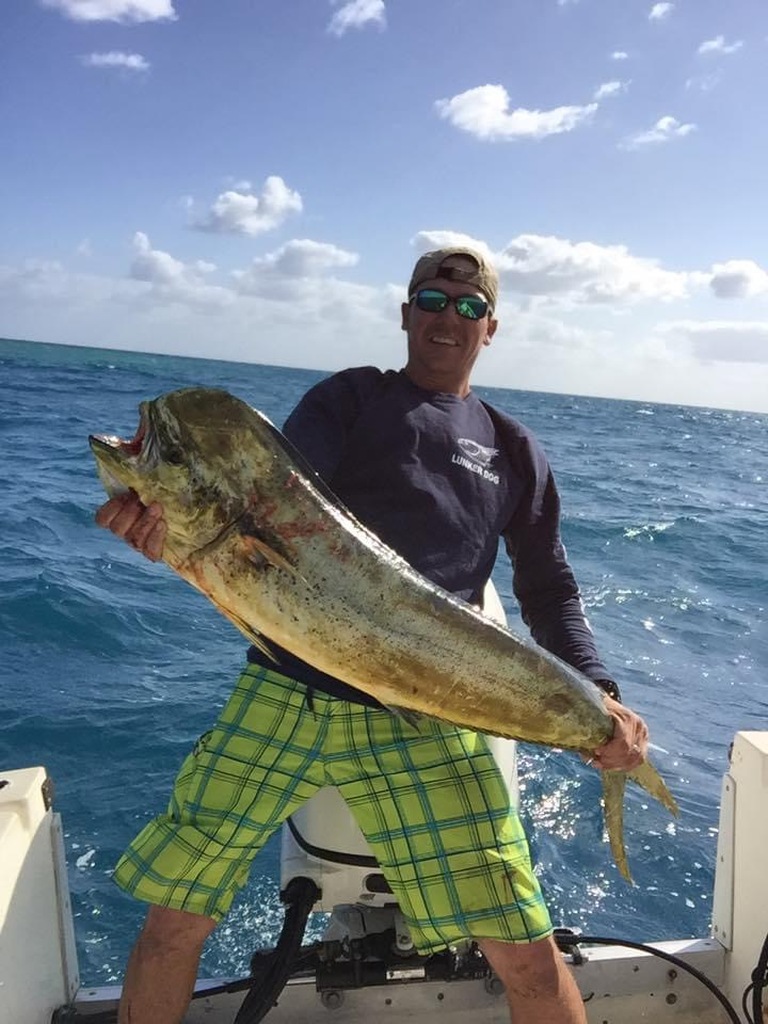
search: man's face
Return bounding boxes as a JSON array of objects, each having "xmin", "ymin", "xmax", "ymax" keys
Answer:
[{"xmin": 401, "ymin": 256, "xmax": 498, "ymax": 395}]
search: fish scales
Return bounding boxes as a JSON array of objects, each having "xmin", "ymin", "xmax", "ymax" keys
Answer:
[
  {"xmin": 189, "ymin": 474, "xmax": 605, "ymax": 746},
  {"xmin": 90, "ymin": 386, "xmax": 678, "ymax": 881}
]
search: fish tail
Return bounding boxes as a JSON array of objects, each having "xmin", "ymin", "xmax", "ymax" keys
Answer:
[
  {"xmin": 603, "ymin": 757, "xmax": 679, "ymax": 883},
  {"xmin": 602, "ymin": 770, "xmax": 631, "ymax": 882},
  {"xmin": 628, "ymin": 758, "xmax": 680, "ymax": 816}
]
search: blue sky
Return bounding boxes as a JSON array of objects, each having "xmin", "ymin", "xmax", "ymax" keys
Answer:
[{"xmin": 2, "ymin": 0, "xmax": 767, "ymax": 412}]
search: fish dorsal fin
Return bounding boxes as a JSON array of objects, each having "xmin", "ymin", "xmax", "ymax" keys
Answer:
[
  {"xmin": 256, "ymin": 413, "xmax": 352, "ymax": 511},
  {"xmin": 255, "ymin": 413, "xmax": 376, "ymax": 537}
]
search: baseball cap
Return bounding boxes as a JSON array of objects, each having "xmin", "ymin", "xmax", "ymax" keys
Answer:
[{"xmin": 407, "ymin": 246, "xmax": 499, "ymax": 312}]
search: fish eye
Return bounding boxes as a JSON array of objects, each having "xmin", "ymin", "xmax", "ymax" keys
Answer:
[{"xmin": 164, "ymin": 447, "xmax": 185, "ymax": 466}]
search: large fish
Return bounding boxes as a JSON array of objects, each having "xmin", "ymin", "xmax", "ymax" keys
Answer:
[{"xmin": 90, "ymin": 386, "xmax": 677, "ymax": 880}]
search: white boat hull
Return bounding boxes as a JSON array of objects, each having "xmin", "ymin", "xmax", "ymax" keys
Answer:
[{"xmin": 5, "ymin": 737, "xmax": 768, "ymax": 1023}]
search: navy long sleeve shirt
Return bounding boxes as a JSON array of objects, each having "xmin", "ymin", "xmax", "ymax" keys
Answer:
[{"xmin": 247, "ymin": 367, "xmax": 616, "ymax": 705}]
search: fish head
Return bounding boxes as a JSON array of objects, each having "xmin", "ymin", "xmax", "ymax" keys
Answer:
[{"xmin": 90, "ymin": 387, "xmax": 279, "ymax": 560}]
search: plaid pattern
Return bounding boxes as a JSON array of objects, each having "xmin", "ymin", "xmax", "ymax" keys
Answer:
[{"xmin": 114, "ymin": 665, "xmax": 552, "ymax": 952}]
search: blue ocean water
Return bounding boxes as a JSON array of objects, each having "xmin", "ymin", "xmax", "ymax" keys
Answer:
[{"xmin": 0, "ymin": 336, "xmax": 766, "ymax": 986}]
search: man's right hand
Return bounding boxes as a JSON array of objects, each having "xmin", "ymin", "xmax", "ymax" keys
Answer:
[{"xmin": 95, "ymin": 491, "xmax": 166, "ymax": 562}]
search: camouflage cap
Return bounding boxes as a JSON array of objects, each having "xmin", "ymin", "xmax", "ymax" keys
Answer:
[{"xmin": 407, "ymin": 246, "xmax": 499, "ymax": 312}]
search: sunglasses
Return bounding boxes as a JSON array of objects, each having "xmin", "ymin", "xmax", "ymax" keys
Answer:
[{"xmin": 412, "ymin": 288, "xmax": 489, "ymax": 321}]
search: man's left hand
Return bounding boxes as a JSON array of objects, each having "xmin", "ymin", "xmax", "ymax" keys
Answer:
[{"xmin": 590, "ymin": 697, "xmax": 649, "ymax": 771}]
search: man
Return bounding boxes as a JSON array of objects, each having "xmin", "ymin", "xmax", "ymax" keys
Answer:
[{"xmin": 97, "ymin": 246, "xmax": 649, "ymax": 1024}]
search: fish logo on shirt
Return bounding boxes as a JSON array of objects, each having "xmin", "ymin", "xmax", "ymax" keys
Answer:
[
  {"xmin": 457, "ymin": 438, "xmax": 498, "ymax": 468},
  {"xmin": 452, "ymin": 439, "xmax": 500, "ymax": 485}
]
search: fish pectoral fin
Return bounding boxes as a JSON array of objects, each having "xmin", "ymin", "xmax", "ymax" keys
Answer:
[
  {"xmin": 240, "ymin": 533, "xmax": 298, "ymax": 576},
  {"xmin": 601, "ymin": 770, "xmax": 632, "ymax": 884},
  {"xmin": 220, "ymin": 606, "xmax": 278, "ymax": 663},
  {"xmin": 239, "ymin": 531, "xmax": 308, "ymax": 585}
]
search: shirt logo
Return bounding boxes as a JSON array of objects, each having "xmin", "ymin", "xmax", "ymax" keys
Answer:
[
  {"xmin": 452, "ymin": 438, "xmax": 500, "ymax": 485},
  {"xmin": 456, "ymin": 438, "xmax": 498, "ymax": 468}
]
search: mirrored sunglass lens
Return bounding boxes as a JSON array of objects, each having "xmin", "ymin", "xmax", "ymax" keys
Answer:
[
  {"xmin": 455, "ymin": 296, "xmax": 487, "ymax": 320},
  {"xmin": 416, "ymin": 289, "xmax": 449, "ymax": 312}
]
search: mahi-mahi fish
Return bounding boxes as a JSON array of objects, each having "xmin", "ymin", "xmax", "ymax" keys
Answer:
[{"xmin": 90, "ymin": 386, "xmax": 678, "ymax": 881}]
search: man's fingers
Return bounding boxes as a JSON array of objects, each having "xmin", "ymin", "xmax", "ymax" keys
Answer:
[
  {"xmin": 95, "ymin": 492, "xmax": 138, "ymax": 529},
  {"xmin": 128, "ymin": 509, "xmax": 166, "ymax": 561},
  {"xmin": 106, "ymin": 499, "xmax": 149, "ymax": 540},
  {"xmin": 95, "ymin": 493, "xmax": 166, "ymax": 561},
  {"xmin": 144, "ymin": 520, "xmax": 166, "ymax": 562},
  {"xmin": 592, "ymin": 745, "xmax": 645, "ymax": 771},
  {"xmin": 591, "ymin": 703, "xmax": 650, "ymax": 771}
]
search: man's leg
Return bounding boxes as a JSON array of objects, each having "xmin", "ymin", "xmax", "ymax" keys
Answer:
[
  {"xmin": 114, "ymin": 667, "xmax": 329, "ymax": 1020},
  {"xmin": 118, "ymin": 905, "xmax": 216, "ymax": 1024},
  {"xmin": 480, "ymin": 936, "xmax": 587, "ymax": 1024},
  {"xmin": 332, "ymin": 712, "xmax": 582, "ymax": 1022}
]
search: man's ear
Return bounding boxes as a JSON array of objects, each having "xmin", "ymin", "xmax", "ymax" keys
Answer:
[
  {"xmin": 484, "ymin": 316, "xmax": 499, "ymax": 346},
  {"xmin": 400, "ymin": 302, "xmax": 410, "ymax": 331}
]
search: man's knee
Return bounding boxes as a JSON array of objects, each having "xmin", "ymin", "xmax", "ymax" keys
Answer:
[{"xmin": 138, "ymin": 904, "xmax": 217, "ymax": 954}]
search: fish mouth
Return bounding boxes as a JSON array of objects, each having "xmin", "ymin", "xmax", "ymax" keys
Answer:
[
  {"xmin": 89, "ymin": 405, "xmax": 150, "ymax": 460},
  {"xmin": 89, "ymin": 405, "xmax": 158, "ymax": 497}
]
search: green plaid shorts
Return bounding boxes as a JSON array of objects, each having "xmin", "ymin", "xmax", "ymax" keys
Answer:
[{"xmin": 114, "ymin": 665, "xmax": 552, "ymax": 952}]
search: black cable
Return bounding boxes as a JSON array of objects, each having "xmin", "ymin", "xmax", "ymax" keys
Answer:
[
  {"xmin": 566, "ymin": 934, "xmax": 741, "ymax": 1024},
  {"xmin": 746, "ymin": 931, "xmax": 768, "ymax": 1024},
  {"xmin": 51, "ymin": 878, "xmax": 320, "ymax": 1024},
  {"xmin": 232, "ymin": 876, "xmax": 320, "ymax": 1024},
  {"xmin": 743, "ymin": 982, "xmax": 756, "ymax": 1023},
  {"xmin": 53, "ymin": 924, "xmax": 767, "ymax": 1024}
]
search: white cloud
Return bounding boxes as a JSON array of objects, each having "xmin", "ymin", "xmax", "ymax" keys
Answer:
[
  {"xmin": 0, "ymin": 259, "xmax": 152, "ymax": 322},
  {"xmin": 328, "ymin": 0, "xmax": 386, "ymax": 37},
  {"xmin": 621, "ymin": 115, "xmax": 696, "ymax": 149},
  {"xmin": 436, "ymin": 85, "xmax": 597, "ymax": 141},
  {"xmin": 129, "ymin": 232, "xmax": 231, "ymax": 308},
  {"xmin": 698, "ymin": 36, "xmax": 744, "ymax": 56},
  {"xmin": 709, "ymin": 260, "xmax": 768, "ymax": 299},
  {"xmin": 41, "ymin": 0, "xmax": 175, "ymax": 22},
  {"xmin": 0, "ymin": 254, "xmax": 390, "ymax": 369},
  {"xmin": 80, "ymin": 51, "xmax": 150, "ymax": 71},
  {"xmin": 411, "ymin": 230, "xmax": 493, "ymax": 261},
  {"xmin": 411, "ymin": 231, "xmax": 701, "ymax": 307},
  {"xmin": 0, "ymin": 260, "xmax": 76, "ymax": 304},
  {"xmin": 594, "ymin": 80, "xmax": 627, "ymax": 100},
  {"xmin": 234, "ymin": 239, "xmax": 359, "ymax": 295},
  {"xmin": 4, "ymin": 242, "xmax": 768, "ymax": 411},
  {"xmin": 480, "ymin": 309, "xmax": 768, "ymax": 412},
  {"xmin": 649, "ymin": 3, "xmax": 673, "ymax": 21},
  {"xmin": 493, "ymin": 234, "xmax": 696, "ymax": 305},
  {"xmin": 656, "ymin": 320, "xmax": 768, "ymax": 364},
  {"xmin": 263, "ymin": 239, "xmax": 359, "ymax": 277},
  {"xmin": 194, "ymin": 176, "xmax": 303, "ymax": 237},
  {"xmin": 611, "ymin": 51, "xmax": 629, "ymax": 61}
]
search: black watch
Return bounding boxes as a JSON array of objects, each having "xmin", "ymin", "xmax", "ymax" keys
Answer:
[{"xmin": 594, "ymin": 678, "xmax": 622, "ymax": 703}]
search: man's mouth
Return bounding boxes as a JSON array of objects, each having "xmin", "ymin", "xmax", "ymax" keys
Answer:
[{"xmin": 430, "ymin": 335, "xmax": 459, "ymax": 347}]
